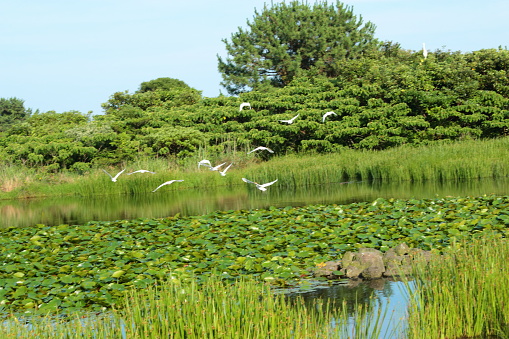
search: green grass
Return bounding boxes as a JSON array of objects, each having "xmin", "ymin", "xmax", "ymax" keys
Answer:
[
  {"xmin": 3, "ymin": 137, "xmax": 509, "ymax": 199},
  {"xmin": 0, "ymin": 276, "xmax": 392, "ymax": 339},
  {"xmin": 405, "ymin": 234, "xmax": 509, "ymax": 339}
]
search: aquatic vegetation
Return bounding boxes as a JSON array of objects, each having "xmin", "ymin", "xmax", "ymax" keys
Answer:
[
  {"xmin": 3, "ymin": 137, "xmax": 509, "ymax": 200},
  {"xmin": 0, "ymin": 276, "xmax": 392, "ymax": 339},
  {"xmin": 405, "ymin": 235, "xmax": 509, "ymax": 338},
  {"xmin": 1, "ymin": 195, "xmax": 509, "ymax": 315}
]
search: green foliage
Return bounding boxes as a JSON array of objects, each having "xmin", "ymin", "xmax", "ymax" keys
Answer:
[
  {"xmin": 138, "ymin": 77, "xmax": 194, "ymax": 93},
  {"xmin": 2, "ymin": 48, "xmax": 509, "ymax": 170},
  {"xmin": 217, "ymin": 0, "xmax": 379, "ymax": 94},
  {"xmin": 0, "ymin": 97, "xmax": 32, "ymax": 132}
]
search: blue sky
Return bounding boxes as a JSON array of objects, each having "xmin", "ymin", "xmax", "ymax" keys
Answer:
[{"xmin": 1, "ymin": 0, "xmax": 507, "ymax": 115}]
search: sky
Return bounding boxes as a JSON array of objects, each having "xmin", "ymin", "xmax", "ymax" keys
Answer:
[{"xmin": 1, "ymin": 0, "xmax": 508, "ymax": 115}]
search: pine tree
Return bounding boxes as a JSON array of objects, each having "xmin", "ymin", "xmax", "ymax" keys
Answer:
[{"xmin": 217, "ymin": 0, "xmax": 379, "ymax": 95}]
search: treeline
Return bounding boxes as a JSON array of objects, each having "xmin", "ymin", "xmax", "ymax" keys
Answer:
[{"xmin": 1, "ymin": 48, "xmax": 509, "ymax": 172}]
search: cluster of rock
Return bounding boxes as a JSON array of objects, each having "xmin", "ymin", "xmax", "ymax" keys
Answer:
[{"xmin": 313, "ymin": 243, "xmax": 433, "ymax": 280}]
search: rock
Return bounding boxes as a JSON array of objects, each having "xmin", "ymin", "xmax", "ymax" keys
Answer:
[
  {"xmin": 312, "ymin": 243, "xmax": 435, "ymax": 281},
  {"xmin": 357, "ymin": 248, "xmax": 385, "ymax": 279},
  {"xmin": 313, "ymin": 261, "xmax": 341, "ymax": 279}
]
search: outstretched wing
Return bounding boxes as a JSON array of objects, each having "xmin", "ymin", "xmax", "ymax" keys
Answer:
[
  {"xmin": 112, "ymin": 169, "xmax": 126, "ymax": 180},
  {"xmin": 260, "ymin": 179, "xmax": 278, "ymax": 188},
  {"xmin": 198, "ymin": 159, "xmax": 212, "ymax": 168},
  {"xmin": 220, "ymin": 163, "xmax": 233, "ymax": 175},
  {"xmin": 102, "ymin": 169, "xmax": 113, "ymax": 180},
  {"xmin": 128, "ymin": 170, "xmax": 155, "ymax": 175},
  {"xmin": 152, "ymin": 180, "xmax": 184, "ymax": 192},
  {"xmin": 211, "ymin": 162, "xmax": 226, "ymax": 171},
  {"xmin": 239, "ymin": 102, "xmax": 251, "ymax": 111},
  {"xmin": 242, "ymin": 178, "xmax": 256, "ymax": 185}
]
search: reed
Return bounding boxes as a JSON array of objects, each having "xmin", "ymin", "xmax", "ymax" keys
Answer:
[
  {"xmin": 3, "ymin": 137, "xmax": 509, "ymax": 199},
  {"xmin": 405, "ymin": 234, "xmax": 509, "ymax": 339},
  {"xmin": 0, "ymin": 276, "xmax": 393, "ymax": 339}
]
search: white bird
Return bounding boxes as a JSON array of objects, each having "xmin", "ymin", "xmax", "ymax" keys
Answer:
[
  {"xmin": 322, "ymin": 111, "xmax": 337, "ymax": 123},
  {"xmin": 127, "ymin": 170, "xmax": 155, "ymax": 175},
  {"xmin": 219, "ymin": 163, "xmax": 233, "ymax": 176},
  {"xmin": 242, "ymin": 178, "xmax": 278, "ymax": 191},
  {"xmin": 279, "ymin": 114, "xmax": 300, "ymax": 124},
  {"xmin": 422, "ymin": 43, "xmax": 428, "ymax": 59},
  {"xmin": 210, "ymin": 162, "xmax": 226, "ymax": 171},
  {"xmin": 152, "ymin": 180, "xmax": 184, "ymax": 192},
  {"xmin": 198, "ymin": 159, "xmax": 212, "ymax": 169},
  {"xmin": 198, "ymin": 160, "xmax": 226, "ymax": 171},
  {"xmin": 102, "ymin": 169, "xmax": 126, "ymax": 182},
  {"xmin": 239, "ymin": 102, "xmax": 251, "ymax": 111},
  {"xmin": 247, "ymin": 146, "xmax": 274, "ymax": 154}
]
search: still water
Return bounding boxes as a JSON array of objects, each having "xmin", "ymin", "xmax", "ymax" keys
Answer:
[
  {"xmin": 2, "ymin": 178, "xmax": 505, "ymax": 337},
  {"xmin": 2, "ymin": 177, "xmax": 509, "ymax": 228}
]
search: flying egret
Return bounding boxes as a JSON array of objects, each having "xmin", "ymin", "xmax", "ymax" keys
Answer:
[
  {"xmin": 152, "ymin": 180, "xmax": 184, "ymax": 192},
  {"xmin": 219, "ymin": 163, "xmax": 233, "ymax": 176},
  {"xmin": 127, "ymin": 170, "xmax": 155, "ymax": 175},
  {"xmin": 422, "ymin": 43, "xmax": 428, "ymax": 59},
  {"xmin": 239, "ymin": 102, "xmax": 251, "ymax": 111},
  {"xmin": 198, "ymin": 159, "xmax": 212, "ymax": 169},
  {"xmin": 198, "ymin": 160, "xmax": 226, "ymax": 171},
  {"xmin": 247, "ymin": 146, "xmax": 274, "ymax": 154},
  {"xmin": 242, "ymin": 178, "xmax": 278, "ymax": 191},
  {"xmin": 210, "ymin": 162, "xmax": 226, "ymax": 171},
  {"xmin": 279, "ymin": 114, "xmax": 300, "ymax": 124},
  {"xmin": 102, "ymin": 169, "xmax": 126, "ymax": 182},
  {"xmin": 322, "ymin": 111, "xmax": 337, "ymax": 123}
]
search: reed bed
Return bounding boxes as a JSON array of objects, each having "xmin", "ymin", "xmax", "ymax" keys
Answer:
[
  {"xmin": 405, "ymin": 235, "xmax": 509, "ymax": 339},
  {"xmin": 0, "ymin": 276, "xmax": 393, "ymax": 339},
  {"xmin": 3, "ymin": 137, "xmax": 509, "ymax": 199}
]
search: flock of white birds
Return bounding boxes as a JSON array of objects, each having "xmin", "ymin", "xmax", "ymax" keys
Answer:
[{"xmin": 102, "ymin": 103, "xmax": 338, "ymax": 193}]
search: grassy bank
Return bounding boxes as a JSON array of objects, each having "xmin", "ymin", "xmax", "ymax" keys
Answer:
[
  {"xmin": 2, "ymin": 137, "xmax": 509, "ymax": 200},
  {"xmin": 405, "ymin": 235, "xmax": 509, "ymax": 338}
]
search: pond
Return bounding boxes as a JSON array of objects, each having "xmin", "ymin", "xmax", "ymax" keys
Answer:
[
  {"xmin": 1, "ymin": 177, "xmax": 507, "ymax": 338},
  {"xmin": 2, "ymin": 177, "xmax": 509, "ymax": 228}
]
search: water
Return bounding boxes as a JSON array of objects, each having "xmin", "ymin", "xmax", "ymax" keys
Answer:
[
  {"xmin": 2, "ymin": 177, "xmax": 509, "ymax": 228},
  {"xmin": 1, "ymin": 177, "xmax": 508, "ymax": 338}
]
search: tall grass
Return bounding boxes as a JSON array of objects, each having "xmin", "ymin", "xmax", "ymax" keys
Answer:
[
  {"xmin": 3, "ymin": 137, "xmax": 509, "ymax": 199},
  {"xmin": 405, "ymin": 234, "xmax": 509, "ymax": 339},
  {"xmin": 0, "ymin": 276, "xmax": 394, "ymax": 339}
]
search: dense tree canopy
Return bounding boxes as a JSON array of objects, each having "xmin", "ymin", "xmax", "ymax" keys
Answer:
[
  {"xmin": 217, "ymin": 0, "xmax": 379, "ymax": 94},
  {"xmin": 0, "ymin": 97, "xmax": 32, "ymax": 132}
]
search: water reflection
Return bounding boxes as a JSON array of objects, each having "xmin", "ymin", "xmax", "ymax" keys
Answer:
[
  {"xmin": 2, "ymin": 178, "xmax": 509, "ymax": 228},
  {"xmin": 283, "ymin": 279, "xmax": 412, "ymax": 338}
]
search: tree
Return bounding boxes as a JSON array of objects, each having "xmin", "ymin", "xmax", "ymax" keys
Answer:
[
  {"xmin": 137, "ymin": 77, "xmax": 193, "ymax": 93},
  {"xmin": 0, "ymin": 97, "xmax": 32, "ymax": 132},
  {"xmin": 217, "ymin": 0, "xmax": 379, "ymax": 95},
  {"xmin": 102, "ymin": 78, "xmax": 202, "ymax": 113}
]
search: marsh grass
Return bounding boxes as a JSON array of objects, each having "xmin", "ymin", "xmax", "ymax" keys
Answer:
[
  {"xmin": 405, "ymin": 235, "xmax": 509, "ymax": 339},
  {"xmin": 0, "ymin": 276, "xmax": 394, "ymax": 339},
  {"xmin": 3, "ymin": 137, "xmax": 509, "ymax": 199}
]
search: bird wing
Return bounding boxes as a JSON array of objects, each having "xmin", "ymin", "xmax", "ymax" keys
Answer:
[
  {"xmin": 221, "ymin": 163, "xmax": 233, "ymax": 173},
  {"xmin": 198, "ymin": 160, "xmax": 212, "ymax": 168},
  {"xmin": 239, "ymin": 102, "xmax": 251, "ymax": 111},
  {"xmin": 260, "ymin": 179, "xmax": 278, "ymax": 188},
  {"xmin": 290, "ymin": 114, "xmax": 299, "ymax": 122},
  {"xmin": 127, "ymin": 170, "xmax": 155, "ymax": 175},
  {"xmin": 242, "ymin": 178, "xmax": 256, "ymax": 185},
  {"xmin": 266, "ymin": 147, "xmax": 274, "ymax": 153},
  {"xmin": 102, "ymin": 169, "xmax": 113, "ymax": 180},
  {"xmin": 113, "ymin": 169, "xmax": 126, "ymax": 180},
  {"xmin": 322, "ymin": 111, "xmax": 336, "ymax": 122},
  {"xmin": 152, "ymin": 180, "xmax": 183, "ymax": 192},
  {"xmin": 211, "ymin": 162, "xmax": 226, "ymax": 170}
]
